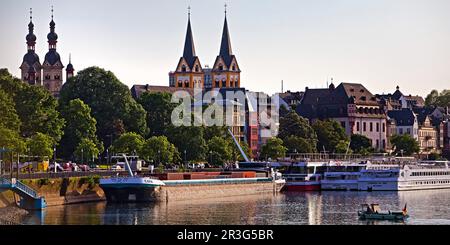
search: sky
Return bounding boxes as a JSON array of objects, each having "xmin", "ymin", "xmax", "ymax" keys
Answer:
[{"xmin": 1, "ymin": 0, "xmax": 450, "ymax": 97}]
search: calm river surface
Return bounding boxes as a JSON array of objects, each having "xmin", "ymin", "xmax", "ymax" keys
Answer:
[{"xmin": 22, "ymin": 190, "xmax": 450, "ymax": 225}]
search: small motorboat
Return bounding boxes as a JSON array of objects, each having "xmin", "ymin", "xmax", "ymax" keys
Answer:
[{"xmin": 358, "ymin": 203, "xmax": 409, "ymax": 221}]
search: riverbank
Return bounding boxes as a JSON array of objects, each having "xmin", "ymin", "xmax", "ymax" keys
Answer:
[{"xmin": 0, "ymin": 191, "xmax": 29, "ymax": 225}]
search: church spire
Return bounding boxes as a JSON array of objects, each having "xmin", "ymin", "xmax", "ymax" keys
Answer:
[
  {"xmin": 183, "ymin": 6, "xmax": 197, "ymax": 68},
  {"xmin": 219, "ymin": 4, "xmax": 233, "ymax": 65},
  {"xmin": 47, "ymin": 5, "xmax": 58, "ymax": 50},
  {"xmin": 26, "ymin": 8, "xmax": 37, "ymax": 50}
]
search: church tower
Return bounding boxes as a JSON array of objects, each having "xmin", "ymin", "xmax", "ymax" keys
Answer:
[
  {"xmin": 211, "ymin": 6, "xmax": 241, "ymax": 89},
  {"xmin": 66, "ymin": 54, "xmax": 74, "ymax": 80},
  {"xmin": 170, "ymin": 7, "xmax": 204, "ymax": 89},
  {"xmin": 42, "ymin": 6, "xmax": 64, "ymax": 97},
  {"xmin": 20, "ymin": 8, "xmax": 42, "ymax": 86}
]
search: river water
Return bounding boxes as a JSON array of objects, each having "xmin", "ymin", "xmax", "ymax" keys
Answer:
[{"xmin": 22, "ymin": 189, "xmax": 450, "ymax": 225}]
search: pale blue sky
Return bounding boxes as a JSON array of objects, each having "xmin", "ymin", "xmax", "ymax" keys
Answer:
[{"xmin": 1, "ymin": 0, "xmax": 450, "ymax": 97}]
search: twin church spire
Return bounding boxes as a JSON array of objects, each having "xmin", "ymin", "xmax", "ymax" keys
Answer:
[
  {"xmin": 20, "ymin": 6, "xmax": 74, "ymax": 97},
  {"xmin": 171, "ymin": 5, "xmax": 240, "ymax": 89}
]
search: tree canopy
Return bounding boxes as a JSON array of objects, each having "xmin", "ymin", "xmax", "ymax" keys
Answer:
[
  {"xmin": 27, "ymin": 133, "xmax": 54, "ymax": 160},
  {"xmin": 312, "ymin": 120, "xmax": 349, "ymax": 153},
  {"xmin": 110, "ymin": 132, "xmax": 145, "ymax": 155},
  {"xmin": 425, "ymin": 89, "xmax": 450, "ymax": 107},
  {"xmin": 59, "ymin": 67, "xmax": 148, "ymax": 147},
  {"xmin": 390, "ymin": 134, "xmax": 420, "ymax": 156},
  {"xmin": 0, "ymin": 88, "xmax": 21, "ymax": 132},
  {"xmin": 59, "ymin": 99, "xmax": 102, "ymax": 159},
  {"xmin": 261, "ymin": 138, "xmax": 287, "ymax": 160},
  {"xmin": 140, "ymin": 136, "xmax": 178, "ymax": 165},
  {"xmin": 166, "ymin": 126, "xmax": 207, "ymax": 162},
  {"xmin": 207, "ymin": 136, "xmax": 233, "ymax": 166},
  {"xmin": 350, "ymin": 134, "xmax": 374, "ymax": 155},
  {"xmin": 137, "ymin": 92, "xmax": 177, "ymax": 137}
]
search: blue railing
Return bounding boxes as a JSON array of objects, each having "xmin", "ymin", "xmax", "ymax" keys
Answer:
[{"xmin": 0, "ymin": 177, "xmax": 39, "ymax": 199}]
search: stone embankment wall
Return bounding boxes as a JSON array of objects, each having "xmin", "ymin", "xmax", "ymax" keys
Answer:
[
  {"xmin": 19, "ymin": 177, "xmax": 105, "ymax": 206},
  {"xmin": 156, "ymin": 181, "xmax": 281, "ymax": 203}
]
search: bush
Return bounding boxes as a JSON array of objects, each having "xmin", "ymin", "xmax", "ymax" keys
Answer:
[
  {"xmin": 79, "ymin": 176, "xmax": 97, "ymax": 189},
  {"xmin": 38, "ymin": 178, "xmax": 50, "ymax": 186}
]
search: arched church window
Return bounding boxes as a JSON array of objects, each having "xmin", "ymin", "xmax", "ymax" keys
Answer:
[
  {"xmin": 184, "ymin": 81, "xmax": 189, "ymax": 87},
  {"xmin": 45, "ymin": 74, "xmax": 51, "ymax": 80},
  {"xmin": 178, "ymin": 81, "xmax": 182, "ymax": 87}
]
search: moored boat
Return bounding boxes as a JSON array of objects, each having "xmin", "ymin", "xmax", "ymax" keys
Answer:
[{"xmin": 358, "ymin": 204, "xmax": 409, "ymax": 221}]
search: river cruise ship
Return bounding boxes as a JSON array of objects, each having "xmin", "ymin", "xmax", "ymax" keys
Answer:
[{"xmin": 358, "ymin": 161, "xmax": 450, "ymax": 191}]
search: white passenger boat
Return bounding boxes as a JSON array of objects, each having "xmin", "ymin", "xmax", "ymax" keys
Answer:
[
  {"xmin": 321, "ymin": 172, "xmax": 361, "ymax": 191},
  {"xmin": 358, "ymin": 161, "xmax": 450, "ymax": 191}
]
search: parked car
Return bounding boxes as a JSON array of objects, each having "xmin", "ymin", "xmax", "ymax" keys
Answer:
[{"xmin": 78, "ymin": 164, "xmax": 90, "ymax": 172}]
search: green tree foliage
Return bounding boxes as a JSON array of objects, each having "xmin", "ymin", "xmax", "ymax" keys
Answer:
[
  {"xmin": 390, "ymin": 134, "xmax": 420, "ymax": 156},
  {"xmin": 283, "ymin": 135, "xmax": 316, "ymax": 154},
  {"xmin": 27, "ymin": 133, "xmax": 54, "ymax": 160},
  {"xmin": 0, "ymin": 126, "xmax": 26, "ymax": 154},
  {"xmin": 207, "ymin": 136, "xmax": 233, "ymax": 166},
  {"xmin": 0, "ymin": 69, "xmax": 65, "ymax": 143},
  {"xmin": 261, "ymin": 138, "xmax": 287, "ymax": 160},
  {"xmin": 59, "ymin": 99, "xmax": 102, "ymax": 159},
  {"xmin": 0, "ymin": 89, "xmax": 21, "ymax": 132},
  {"xmin": 425, "ymin": 89, "xmax": 450, "ymax": 107},
  {"xmin": 137, "ymin": 92, "xmax": 177, "ymax": 137},
  {"xmin": 335, "ymin": 140, "xmax": 352, "ymax": 154},
  {"xmin": 425, "ymin": 89, "xmax": 448, "ymax": 107},
  {"xmin": 313, "ymin": 120, "xmax": 349, "ymax": 153},
  {"xmin": 74, "ymin": 138, "xmax": 101, "ymax": 164},
  {"xmin": 59, "ymin": 67, "xmax": 148, "ymax": 146},
  {"xmin": 230, "ymin": 140, "xmax": 253, "ymax": 162},
  {"xmin": 350, "ymin": 134, "xmax": 374, "ymax": 155},
  {"xmin": 110, "ymin": 132, "xmax": 145, "ymax": 155},
  {"xmin": 140, "ymin": 136, "xmax": 178, "ymax": 165},
  {"xmin": 278, "ymin": 111, "xmax": 317, "ymax": 150},
  {"xmin": 167, "ymin": 126, "xmax": 207, "ymax": 162}
]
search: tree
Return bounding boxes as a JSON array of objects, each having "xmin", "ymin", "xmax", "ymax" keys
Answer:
[
  {"xmin": 335, "ymin": 140, "xmax": 352, "ymax": 154},
  {"xmin": 350, "ymin": 134, "xmax": 374, "ymax": 155},
  {"xmin": 283, "ymin": 135, "xmax": 316, "ymax": 154},
  {"xmin": 59, "ymin": 99, "xmax": 101, "ymax": 159},
  {"xmin": 425, "ymin": 89, "xmax": 450, "ymax": 108},
  {"xmin": 207, "ymin": 136, "xmax": 233, "ymax": 166},
  {"xmin": 0, "ymin": 88, "xmax": 20, "ymax": 132},
  {"xmin": 0, "ymin": 126, "xmax": 26, "ymax": 154},
  {"xmin": 390, "ymin": 134, "xmax": 420, "ymax": 156},
  {"xmin": 166, "ymin": 126, "xmax": 207, "ymax": 162},
  {"xmin": 137, "ymin": 92, "xmax": 178, "ymax": 137},
  {"xmin": 313, "ymin": 120, "xmax": 349, "ymax": 153},
  {"xmin": 0, "ymin": 69, "xmax": 65, "ymax": 143},
  {"xmin": 59, "ymin": 67, "xmax": 148, "ymax": 147},
  {"xmin": 110, "ymin": 132, "xmax": 145, "ymax": 155},
  {"xmin": 278, "ymin": 111, "xmax": 317, "ymax": 153},
  {"xmin": 230, "ymin": 140, "xmax": 253, "ymax": 162},
  {"xmin": 140, "ymin": 136, "xmax": 178, "ymax": 165},
  {"xmin": 261, "ymin": 138, "xmax": 287, "ymax": 160},
  {"xmin": 27, "ymin": 133, "xmax": 54, "ymax": 160},
  {"xmin": 74, "ymin": 138, "xmax": 101, "ymax": 164}
]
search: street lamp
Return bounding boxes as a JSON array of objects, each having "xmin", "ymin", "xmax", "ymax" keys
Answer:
[
  {"xmin": 209, "ymin": 150, "xmax": 213, "ymax": 165},
  {"xmin": 54, "ymin": 145, "xmax": 57, "ymax": 173},
  {"xmin": 184, "ymin": 150, "xmax": 187, "ymax": 168}
]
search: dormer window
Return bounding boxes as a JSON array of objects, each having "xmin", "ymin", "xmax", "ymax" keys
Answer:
[
  {"xmin": 195, "ymin": 65, "xmax": 199, "ymax": 72},
  {"xmin": 182, "ymin": 65, "xmax": 187, "ymax": 72},
  {"xmin": 232, "ymin": 65, "xmax": 236, "ymax": 71},
  {"xmin": 219, "ymin": 64, "xmax": 224, "ymax": 71}
]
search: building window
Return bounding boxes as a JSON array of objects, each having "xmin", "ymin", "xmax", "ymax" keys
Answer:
[
  {"xmin": 219, "ymin": 64, "xmax": 224, "ymax": 71},
  {"xmin": 232, "ymin": 65, "xmax": 236, "ymax": 71},
  {"xmin": 54, "ymin": 75, "xmax": 60, "ymax": 80},
  {"xmin": 178, "ymin": 81, "xmax": 182, "ymax": 87},
  {"xmin": 45, "ymin": 74, "xmax": 51, "ymax": 80},
  {"xmin": 195, "ymin": 65, "xmax": 199, "ymax": 72},
  {"xmin": 340, "ymin": 121, "xmax": 346, "ymax": 129},
  {"xmin": 382, "ymin": 139, "xmax": 386, "ymax": 149},
  {"xmin": 222, "ymin": 80, "xmax": 226, "ymax": 87},
  {"xmin": 383, "ymin": 123, "xmax": 386, "ymax": 132},
  {"xmin": 184, "ymin": 81, "xmax": 189, "ymax": 87},
  {"xmin": 356, "ymin": 122, "xmax": 360, "ymax": 132},
  {"xmin": 376, "ymin": 123, "xmax": 380, "ymax": 132},
  {"xmin": 363, "ymin": 122, "xmax": 367, "ymax": 132},
  {"xmin": 370, "ymin": 122, "xmax": 373, "ymax": 132},
  {"xmin": 182, "ymin": 65, "xmax": 187, "ymax": 72},
  {"xmin": 376, "ymin": 140, "xmax": 379, "ymax": 149},
  {"xmin": 399, "ymin": 128, "xmax": 404, "ymax": 135},
  {"xmin": 407, "ymin": 128, "xmax": 411, "ymax": 135},
  {"xmin": 215, "ymin": 81, "xmax": 219, "ymax": 87}
]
